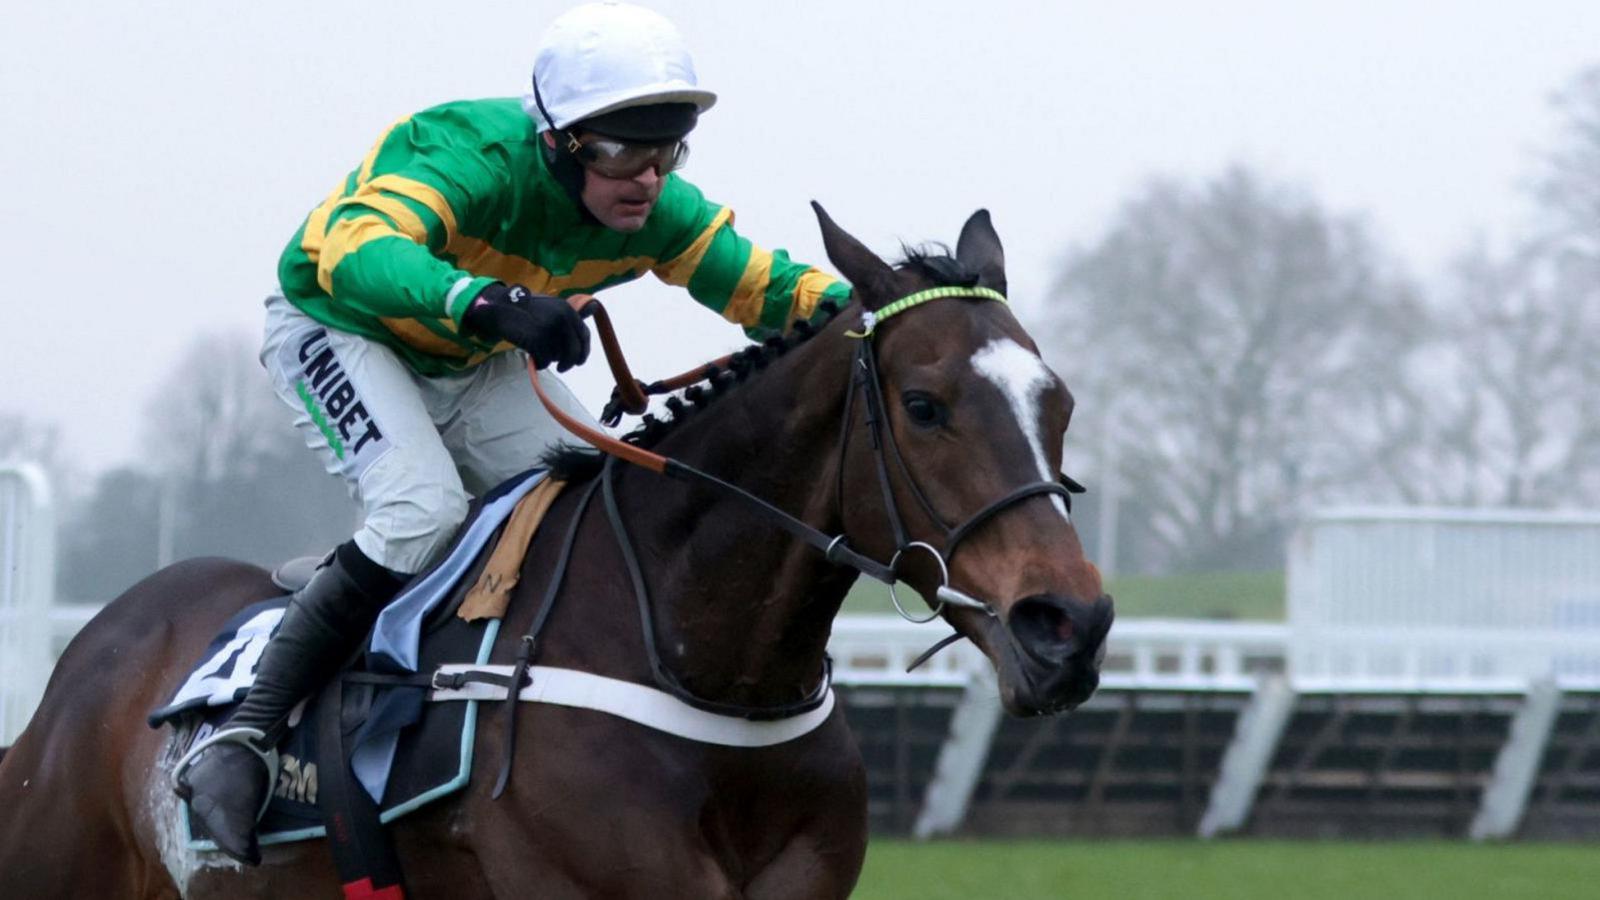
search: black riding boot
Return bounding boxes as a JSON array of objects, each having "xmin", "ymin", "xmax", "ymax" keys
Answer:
[{"xmin": 174, "ymin": 541, "xmax": 404, "ymax": 865}]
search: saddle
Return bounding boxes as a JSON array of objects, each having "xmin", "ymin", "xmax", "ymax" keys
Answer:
[{"xmin": 150, "ymin": 470, "xmax": 565, "ymax": 870}]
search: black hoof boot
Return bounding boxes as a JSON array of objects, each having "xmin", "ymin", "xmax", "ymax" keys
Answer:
[{"xmin": 176, "ymin": 741, "xmax": 270, "ymax": 866}]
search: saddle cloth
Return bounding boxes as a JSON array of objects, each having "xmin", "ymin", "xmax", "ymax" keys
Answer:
[{"xmin": 148, "ymin": 468, "xmax": 558, "ymax": 850}]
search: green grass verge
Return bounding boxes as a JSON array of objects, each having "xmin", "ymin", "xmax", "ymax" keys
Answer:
[
  {"xmin": 840, "ymin": 570, "xmax": 1285, "ymax": 620},
  {"xmin": 852, "ymin": 840, "xmax": 1600, "ymax": 900},
  {"xmin": 1100, "ymin": 570, "xmax": 1284, "ymax": 620}
]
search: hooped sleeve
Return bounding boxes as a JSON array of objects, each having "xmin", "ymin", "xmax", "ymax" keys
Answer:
[
  {"xmin": 651, "ymin": 180, "xmax": 851, "ymax": 337},
  {"xmin": 301, "ymin": 117, "xmax": 501, "ymax": 327}
]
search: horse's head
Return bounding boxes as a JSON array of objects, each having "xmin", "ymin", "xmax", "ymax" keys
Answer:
[{"xmin": 815, "ymin": 203, "xmax": 1113, "ymax": 716}]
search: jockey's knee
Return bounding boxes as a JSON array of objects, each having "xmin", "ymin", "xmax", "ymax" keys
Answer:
[{"xmin": 355, "ymin": 480, "xmax": 470, "ymax": 575}]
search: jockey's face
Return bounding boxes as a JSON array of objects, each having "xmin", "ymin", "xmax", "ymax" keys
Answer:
[
  {"xmin": 542, "ymin": 130, "xmax": 668, "ymax": 233},
  {"xmin": 580, "ymin": 160, "xmax": 664, "ymax": 233}
]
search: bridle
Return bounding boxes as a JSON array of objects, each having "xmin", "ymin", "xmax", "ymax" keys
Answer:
[
  {"xmin": 831, "ymin": 286, "xmax": 1085, "ymax": 625},
  {"xmin": 514, "ymin": 288, "xmax": 1084, "ymax": 717},
  {"xmin": 481, "ymin": 287, "xmax": 1086, "ymax": 795}
]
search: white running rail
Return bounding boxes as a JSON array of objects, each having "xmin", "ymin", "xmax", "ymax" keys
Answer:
[
  {"xmin": 1, "ymin": 463, "xmax": 56, "ymax": 743},
  {"xmin": 1290, "ymin": 507, "xmax": 1600, "ymax": 690},
  {"xmin": 828, "ymin": 615, "xmax": 1287, "ymax": 690}
]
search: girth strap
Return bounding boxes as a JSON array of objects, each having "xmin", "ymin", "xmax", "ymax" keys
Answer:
[
  {"xmin": 315, "ymin": 678, "xmax": 407, "ymax": 898},
  {"xmin": 491, "ymin": 476, "xmax": 603, "ymax": 800}
]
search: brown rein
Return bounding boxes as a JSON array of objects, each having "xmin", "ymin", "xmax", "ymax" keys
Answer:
[
  {"xmin": 522, "ymin": 294, "xmax": 901, "ymax": 587},
  {"xmin": 524, "ymin": 294, "xmax": 732, "ymax": 475}
]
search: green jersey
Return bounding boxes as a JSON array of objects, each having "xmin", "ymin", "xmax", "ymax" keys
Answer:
[{"xmin": 278, "ymin": 98, "xmax": 849, "ymax": 376}]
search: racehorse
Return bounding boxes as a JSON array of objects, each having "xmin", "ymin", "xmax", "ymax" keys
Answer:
[{"xmin": 0, "ymin": 205, "xmax": 1112, "ymax": 899}]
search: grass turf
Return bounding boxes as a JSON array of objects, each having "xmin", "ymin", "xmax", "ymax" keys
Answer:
[{"xmin": 851, "ymin": 839, "xmax": 1600, "ymax": 900}]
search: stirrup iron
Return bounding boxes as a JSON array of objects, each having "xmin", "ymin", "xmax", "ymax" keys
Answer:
[{"xmin": 172, "ymin": 726, "xmax": 282, "ymax": 820}]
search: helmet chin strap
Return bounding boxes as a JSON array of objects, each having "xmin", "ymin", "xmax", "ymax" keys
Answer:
[
  {"xmin": 530, "ymin": 77, "xmax": 574, "ymax": 151},
  {"xmin": 531, "ymin": 76, "xmax": 600, "ymax": 223},
  {"xmin": 541, "ymin": 140, "xmax": 599, "ymax": 224}
]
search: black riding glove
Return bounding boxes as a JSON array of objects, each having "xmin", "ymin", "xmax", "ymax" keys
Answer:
[{"xmin": 461, "ymin": 283, "xmax": 592, "ymax": 372}]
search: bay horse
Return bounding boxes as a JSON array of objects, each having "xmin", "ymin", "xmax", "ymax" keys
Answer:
[{"xmin": 0, "ymin": 206, "xmax": 1112, "ymax": 899}]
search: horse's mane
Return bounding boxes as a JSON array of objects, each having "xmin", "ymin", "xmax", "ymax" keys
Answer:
[
  {"xmin": 538, "ymin": 304, "xmax": 842, "ymax": 481},
  {"xmin": 542, "ymin": 244, "xmax": 981, "ymax": 482}
]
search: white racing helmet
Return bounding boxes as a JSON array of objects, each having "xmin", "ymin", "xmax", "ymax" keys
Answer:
[{"xmin": 524, "ymin": 2, "xmax": 718, "ymax": 134}]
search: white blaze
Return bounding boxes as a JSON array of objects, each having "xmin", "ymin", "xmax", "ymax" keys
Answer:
[{"xmin": 971, "ymin": 339, "xmax": 1069, "ymax": 520}]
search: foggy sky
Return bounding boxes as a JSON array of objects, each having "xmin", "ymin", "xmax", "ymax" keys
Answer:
[{"xmin": 3, "ymin": 0, "xmax": 1598, "ymax": 473}]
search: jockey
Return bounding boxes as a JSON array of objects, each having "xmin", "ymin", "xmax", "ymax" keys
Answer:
[{"xmin": 174, "ymin": 0, "xmax": 849, "ymax": 865}]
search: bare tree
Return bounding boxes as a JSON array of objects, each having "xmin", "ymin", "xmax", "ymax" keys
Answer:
[
  {"xmin": 1044, "ymin": 167, "xmax": 1426, "ymax": 573},
  {"xmin": 1537, "ymin": 65, "xmax": 1600, "ymax": 265},
  {"xmin": 56, "ymin": 467, "xmax": 161, "ymax": 603},
  {"xmin": 139, "ymin": 331, "xmax": 287, "ymax": 484},
  {"xmin": 134, "ymin": 329, "xmax": 357, "ymax": 566},
  {"xmin": 1421, "ymin": 239, "xmax": 1600, "ymax": 506},
  {"xmin": 0, "ymin": 413, "xmax": 60, "ymax": 464},
  {"xmin": 0, "ymin": 412, "xmax": 78, "ymax": 499},
  {"xmin": 52, "ymin": 331, "xmax": 358, "ymax": 599},
  {"xmin": 1402, "ymin": 64, "xmax": 1600, "ymax": 508}
]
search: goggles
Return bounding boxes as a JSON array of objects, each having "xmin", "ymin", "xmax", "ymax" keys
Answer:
[{"xmin": 564, "ymin": 133, "xmax": 689, "ymax": 179}]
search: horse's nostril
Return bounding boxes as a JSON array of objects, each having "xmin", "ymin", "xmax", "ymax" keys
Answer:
[{"xmin": 1009, "ymin": 596, "xmax": 1076, "ymax": 657}]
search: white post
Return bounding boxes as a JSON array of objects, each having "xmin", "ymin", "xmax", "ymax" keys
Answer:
[
  {"xmin": 0, "ymin": 463, "xmax": 56, "ymax": 744},
  {"xmin": 1471, "ymin": 679, "xmax": 1562, "ymax": 841},
  {"xmin": 1199, "ymin": 675, "xmax": 1296, "ymax": 837},
  {"xmin": 1097, "ymin": 406, "xmax": 1120, "ymax": 578},
  {"xmin": 156, "ymin": 473, "xmax": 177, "ymax": 569},
  {"xmin": 913, "ymin": 667, "xmax": 1003, "ymax": 838}
]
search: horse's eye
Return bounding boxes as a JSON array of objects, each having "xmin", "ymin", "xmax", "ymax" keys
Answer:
[{"xmin": 901, "ymin": 391, "xmax": 947, "ymax": 428}]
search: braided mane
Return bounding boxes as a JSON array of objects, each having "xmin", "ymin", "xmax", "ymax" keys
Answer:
[{"xmin": 541, "ymin": 297, "xmax": 844, "ymax": 480}]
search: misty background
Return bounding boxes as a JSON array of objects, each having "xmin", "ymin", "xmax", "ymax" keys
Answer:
[{"xmin": 4, "ymin": 1, "xmax": 1600, "ymax": 602}]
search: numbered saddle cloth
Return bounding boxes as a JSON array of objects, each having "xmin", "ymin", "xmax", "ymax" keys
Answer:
[{"xmin": 148, "ymin": 469, "xmax": 547, "ymax": 850}]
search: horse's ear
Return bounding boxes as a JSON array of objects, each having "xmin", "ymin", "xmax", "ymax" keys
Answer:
[
  {"xmin": 812, "ymin": 201, "xmax": 897, "ymax": 311},
  {"xmin": 956, "ymin": 208, "xmax": 1007, "ymax": 295}
]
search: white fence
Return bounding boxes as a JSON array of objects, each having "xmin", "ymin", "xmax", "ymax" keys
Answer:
[
  {"xmin": 27, "ymin": 503, "xmax": 1599, "ymax": 735},
  {"xmin": 1, "ymin": 463, "xmax": 56, "ymax": 744},
  {"xmin": 1289, "ymin": 506, "xmax": 1600, "ymax": 690},
  {"xmin": 829, "ymin": 615, "xmax": 1286, "ymax": 690}
]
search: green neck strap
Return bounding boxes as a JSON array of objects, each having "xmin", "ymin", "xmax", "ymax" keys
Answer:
[{"xmin": 845, "ymin": 286, "xmax": 1008, "ymax": 338}]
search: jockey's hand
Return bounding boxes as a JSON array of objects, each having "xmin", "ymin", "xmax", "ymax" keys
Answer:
[{"xmin": 462, "ymin": 284, "xmax": 592, "ymax": 372}]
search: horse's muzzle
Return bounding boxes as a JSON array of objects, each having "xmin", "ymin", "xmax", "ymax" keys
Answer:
[{"xmin": 1002, "ymin": 592, "xmax": 1114, "ymax": 714}]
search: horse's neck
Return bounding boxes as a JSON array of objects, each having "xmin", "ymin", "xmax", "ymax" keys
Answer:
[{"xmin": 619, "ymin": 330, "xmax": 857, "ymax": 708}]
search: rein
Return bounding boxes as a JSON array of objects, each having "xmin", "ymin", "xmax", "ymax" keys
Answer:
[{"xmin": 526, "ymin": 296, "xmax": 902, "ymax": 583}]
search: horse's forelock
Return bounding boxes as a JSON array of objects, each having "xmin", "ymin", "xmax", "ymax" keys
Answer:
[{"xmin": 894, "ymin": 243, "xmax": 981, "ymax": 289}]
